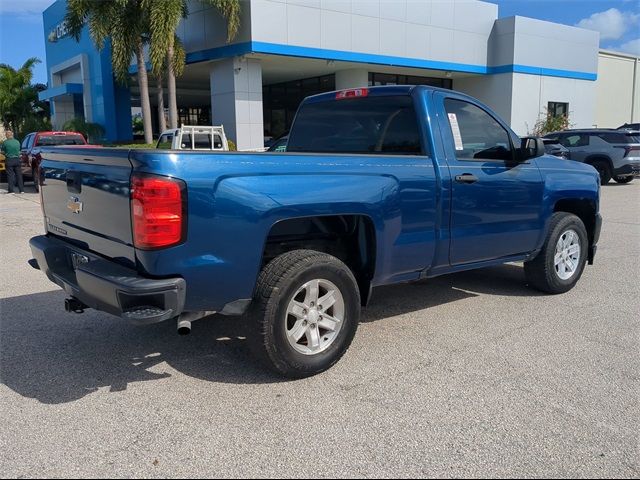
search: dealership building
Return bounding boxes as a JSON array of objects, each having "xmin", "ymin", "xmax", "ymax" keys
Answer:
[{"xmin": 40, "ymin": 0, "xmax": 639, "ymax": 148}]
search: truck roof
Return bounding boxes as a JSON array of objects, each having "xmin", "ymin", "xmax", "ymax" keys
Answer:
[
  {"xmin": 302, "ymin": 84, "xmax": 473, "ymax": 104},
  {"xmin": 35, "ymin": 131, "xmax": 84, "ymax": 136}
]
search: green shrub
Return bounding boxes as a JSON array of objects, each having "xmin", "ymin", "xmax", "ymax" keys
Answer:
[{"xmin": 532, "ymin": 108, "xmax": 571, "ymax": 137}]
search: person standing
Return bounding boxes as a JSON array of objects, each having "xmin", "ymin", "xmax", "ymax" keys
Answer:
[{"xmin": 1, "ymin": 131, "xmax": 24, "ymax": 194}]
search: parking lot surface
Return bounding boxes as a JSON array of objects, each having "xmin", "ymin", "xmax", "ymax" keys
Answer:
[{"xmin": 0, "ymin": 182, "xmax": 638, "ymax": 478}]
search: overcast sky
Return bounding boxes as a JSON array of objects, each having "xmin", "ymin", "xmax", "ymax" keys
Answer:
[{"xmin": 0, "ymin": 0, "xmax": 639, "ymax": 85}]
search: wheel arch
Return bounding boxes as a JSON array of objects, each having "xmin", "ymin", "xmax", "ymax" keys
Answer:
[
  {"xmin": 584, "ymin": 154, "xmax": 613, "ymax": 171},
  {"xmin": 553, "ymin": 198, "xmax": 598, "ymax": 263},
  {"xmin": 261, "ymin": 214, "xmax": 377, "ymax": 306}
]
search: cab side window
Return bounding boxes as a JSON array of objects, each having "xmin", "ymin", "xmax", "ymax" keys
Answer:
[{"xmin": 444, "ymin": 98, "xmax": 513, "ymax": 161}]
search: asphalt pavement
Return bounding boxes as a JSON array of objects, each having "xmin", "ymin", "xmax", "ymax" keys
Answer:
[{"xmin": 0, "ymin": 180, "xmax": 638, "ymax": 478}]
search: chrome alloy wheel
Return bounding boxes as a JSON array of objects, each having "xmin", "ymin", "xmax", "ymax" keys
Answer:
[
  {"xmin": 285, "ymin": 279, "xmax": 345, "ymax": 355},
  {"xmin": 554, "ymin": 229, "xmax": 581, "ymax": 280}
]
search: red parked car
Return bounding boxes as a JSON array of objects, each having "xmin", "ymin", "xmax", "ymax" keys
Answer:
[{"xmin": 20, "ymin": 131, "xmax": 100, "ymax": 190}]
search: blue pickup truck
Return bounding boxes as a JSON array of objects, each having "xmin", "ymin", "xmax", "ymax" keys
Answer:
[{"xmin": 29, "ymin": 86, "xmax": 602, "ymax": 377}]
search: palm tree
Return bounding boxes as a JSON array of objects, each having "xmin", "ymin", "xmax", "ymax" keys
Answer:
[
  {"xmin": 156, "ymin": 75, "xmax": 166, "ymax": 134},
  {"xmin": 0, "ymin": 58, "xmax": 51, "ymax": 137},
  {"xmin": 146, "ymin": 0, "xmax": 241, "ymax": 128},
  {"xmin": 65, "ymin": 0, "xmax": 154, "ymax": 143}
]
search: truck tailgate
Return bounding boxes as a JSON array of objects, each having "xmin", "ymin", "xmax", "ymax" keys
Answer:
[{"xmin": 39, "ymin": 148, "xmax": 136, "ymax": 266}]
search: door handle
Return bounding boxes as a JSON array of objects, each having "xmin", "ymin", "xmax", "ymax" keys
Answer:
[{"xmin": 455, "ymin": 173, "xmax": 478, "ymax": 184}]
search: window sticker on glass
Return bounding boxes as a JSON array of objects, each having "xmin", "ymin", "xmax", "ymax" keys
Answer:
[{"xmin": 448, "ymin": 113, "xmax": 464, "ymax": 151}]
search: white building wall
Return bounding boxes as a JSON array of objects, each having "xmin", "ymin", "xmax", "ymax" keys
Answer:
[
  {"xmin": 52, "ymin": 97, "xmax": 76, "ymax": 129},
  {"xmin": 509, "ymin": 74, "xmax": 596, "ymax": 136},
  {"xmin": 335, "ymin": 69, "xmax": 368, "ymax": 89},
  {"xmin": 595, "ymin": 51, "xmax": 639, "ymax": 127},
  {"xmin": 249, "ymin": 0, "xmax": 498, "ymax": 67},
  {"xmin": 454, "ymin": 74, "xmax": 513, "ymax": 125},
  {"xmin": 177, "ymin": 0, "xmax": 252, "ymax": 52},
  {"xmin": 210, "ymin": 57, "xmax": 264, "ymax": 150}
]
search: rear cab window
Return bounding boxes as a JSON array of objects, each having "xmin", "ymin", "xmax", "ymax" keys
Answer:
[
  {"xmin": 35, "ymin": 134, "xmax": 85, "ymax": 146},
  {"xmin": 287, "ymin": 93, "xmax": 426, "ymax": 156},
  {"xmin": 193, "ymin": 133, "xmax": 212, "ymax": 149}
]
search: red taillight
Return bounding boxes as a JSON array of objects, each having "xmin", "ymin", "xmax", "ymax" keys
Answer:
[
  {"xmin": 335, "ymin": 88, "xmax": 369, "ymax": 100},
  {"xmin": 131, "ymin": 174, "xmax": 186, "ymax": 249}
]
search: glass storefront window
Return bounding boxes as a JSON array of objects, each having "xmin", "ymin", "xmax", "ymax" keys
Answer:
[
  {"xmin": 263, "ymin": 74, "xmax": 336, "ymax": 138},
  {"xmin": 178, "ymin": 107, "xmax": 211, "ymax": 126},
  {"xmin": 368, "ymin": 72, "xmax": 453, "ymax": 89}
]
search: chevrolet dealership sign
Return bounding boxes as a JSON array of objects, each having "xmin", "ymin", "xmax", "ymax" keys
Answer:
[{"xmin": 48, "ymin": 20, "xmax": 71, "ymax": 42}]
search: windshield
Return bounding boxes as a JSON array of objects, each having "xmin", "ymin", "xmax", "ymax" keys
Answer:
[{"xmin": 36, "ymin": 135, "xmax": 85, "ymax": 146}]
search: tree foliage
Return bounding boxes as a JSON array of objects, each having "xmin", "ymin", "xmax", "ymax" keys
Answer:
[
  {"xmin": 145, "ymin": 0, "xmax": 240, "ymax": 78},
  {"xmin": 62, "ymin": 117, "xmax": 106, "ymax": 142},
  {"xmin": 0, "ymin": 58, "xmax": 51, "ymax": 138},
  {"xmin": 65, "ymin": 0, "xmax": 153, "ymax": 142},
  {"xmin": 65, "ymin": 0, "xmax": 148, "ymax": 85}
]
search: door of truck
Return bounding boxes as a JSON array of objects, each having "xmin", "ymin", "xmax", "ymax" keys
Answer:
[{"xmin": 433, "ymin": 91, "xmax": 545, "ymax": 265}]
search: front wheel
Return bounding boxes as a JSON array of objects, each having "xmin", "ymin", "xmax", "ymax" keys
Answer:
[
  {"xmin": 248, "ymin": 250, "xmax": 361, "ymax": 378},
  {"xmin": 614, "ymin": 175, "xmax": 633, "ymax": 184},
  {"xmin": 524, "ymin": 212, "xmax": 588, "ymax": 294}
]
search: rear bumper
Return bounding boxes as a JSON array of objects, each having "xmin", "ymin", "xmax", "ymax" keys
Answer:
[
  {"xmin": 29, "ymin": 235, "xmax": 186, "ymax": 324},
  {"xmin": 613, "ymin": 161, "xmax": 640, "ymax": 177}
]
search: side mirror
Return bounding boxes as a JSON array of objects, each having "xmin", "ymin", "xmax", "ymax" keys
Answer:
[{"xmin": 519, "ymin": 136, "xmax": 545, "ymax": 161}]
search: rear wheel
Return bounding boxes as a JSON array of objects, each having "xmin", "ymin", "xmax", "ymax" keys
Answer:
[
  {"xmin": 591, "ymin": 160, "xmax": 612, "ymax": 185},
  {"xmin": 524, "ymin": 212, "xmax": 588, "ymax": 294},
  {"xmin": 248, "ymin": 250, "xmax": 360, "ymax": 378},
  {"xmin": 614, "ymin": 175, "xmax": 633, "ymax": 184}
]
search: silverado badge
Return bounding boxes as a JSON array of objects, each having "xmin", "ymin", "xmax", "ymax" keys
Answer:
[{"xmin": 67, "ymin": 196, "xmax": 83, "ymax": 214}]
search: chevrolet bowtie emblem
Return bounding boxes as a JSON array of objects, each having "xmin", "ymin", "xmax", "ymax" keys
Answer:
[{"xmin": 67, "ymin": 196, "xmax": 83, "ymax": 214}]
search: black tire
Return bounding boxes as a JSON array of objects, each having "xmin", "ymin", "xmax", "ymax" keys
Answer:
[
  {"xmin": 614, "ymin": 176, "xmax": 633, "ymax": 184},
  {"xmin": 248, "ymin": 249, "xmax": 360, "ymax": 378},
  {"xmin": 524, "ymin": 212, "xmax": 588, "ymax": 294},
  {"xmin": 591, "ymin": 160, "xmax": 612, "ymax": 185}
]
